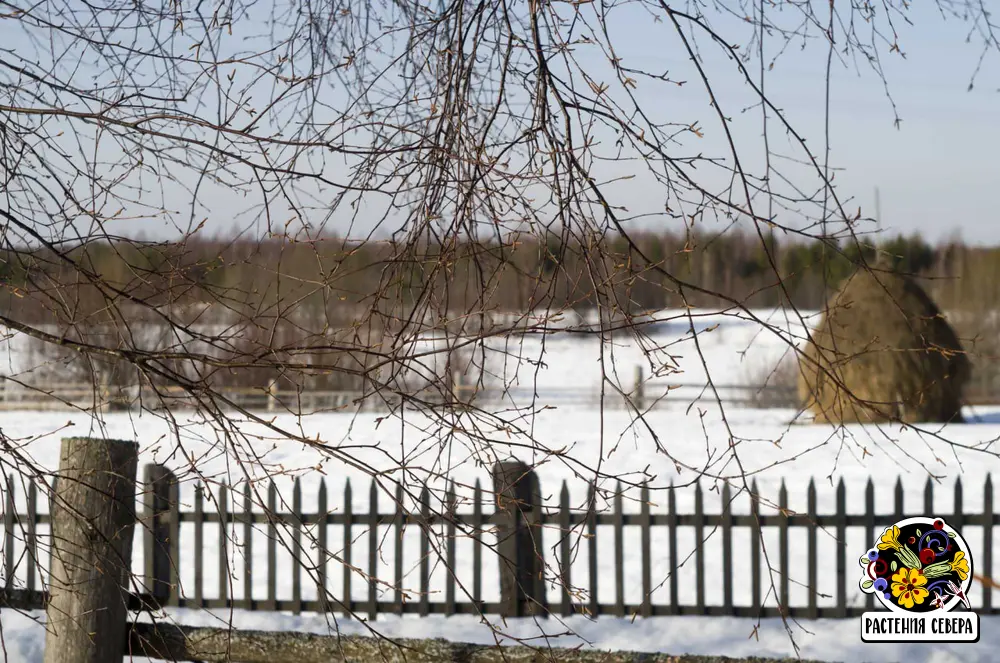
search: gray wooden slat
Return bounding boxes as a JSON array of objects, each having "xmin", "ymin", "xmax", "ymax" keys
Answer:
[
  {"xmin": 750, "ymin": 480, "xmax": 760, "ymax": 612},
  {"xmin": 560, "ymin": 481, "xmax": 572, "ymax": 617},
  {"xmin": 695, "ymin": 482, "xmax": 705, "ymax": 614},
  {"xmin": 614, "ymin": 482, "xmax": 624, "ymax": 617},
  {"xmin": 808, "ymin": 479, "xmax": 818, "ymax": 618},
  {"xmin": 369, "ymin": 480, "xmax": 379, "ymax": 620},
  {"xmin": 292, "ymin": 478, "xmax": 302, "ymax": 615},
  {"xmin": 778, "ymin": 481, "xmax": 788, "ymax": 614},
  {"xmin": 721, "ymin": 482, "xmax": 732, "ymax": 614},
  {"xmin": 865, "ymin": 479, "xmax": 875, "ymax": 611},
  {"xmin": 26, "ymin": 482, "xmax": 36, "ymax": 593},
  {"xmin": 953, "ymin": 477, "xmax": 965, "ymax": 535},
  {"xmin": 445, "ymin": 482, "xmax": 456, "ymax": 616},
  {"xmin": 419, "ymin": 485, "xmax": 430, "ymax": 617},
  {"xmin": 194, "ymin": 484, "xmax": 204, "ymax": 607},
  {"xmin": 144, "ymin": 470, "xmax": 155, "ymax": 599},
  {"xmin": 835, "ymin": 479, "xmax": 847, "ymax": 618},
  {"xmin": 394, "ymin": 482, "xmax": 403, "ymax": 615},
  {"xmin": 924, "ymin": 476, "xmax": 934, "ymax": 519},
  {"xmin": 344, "ymin": 479, "xmax": 353, "ymax": 616},
  {"xmin": 894, "ymin": 477, "xmax": 904, "ymax": 522},
  {"xmin": 168, "ymin": 473, "xmax": 180, "ymax": 607},
  {"xmin": 267, "ymin": 481, "xmax": 277, "ymax": 611},
  {"xmin": 4, "ymin": 473, "xmax": 13, "ymax": 590},
  {"xmin": 669, "ymin": 482, "xmax": 679, "ymax": 615},
  {"xmin": 473, "ymin": 479, "xmax": 482, "ymax": 608},
  {"xmin": 243, "ymin": 483, "xmax": 253, "ymax": 607},
  {"xmin": 317, "ymin": 479, "xmax": 328, "ymax": 612},
  {"xmin": 985, "ymin": 475, "xmax": 993, "ymax": 611},
  {"xmin": 219, "ymin": 483, "xmax": 228, "ymax": 605},
  {"xmin": 640, "ymin": 482, "xmax": 651, "ymax": 618},
  {"xmin": 587, "ymin": 481, "xmax": 598, "ymax": 618}
]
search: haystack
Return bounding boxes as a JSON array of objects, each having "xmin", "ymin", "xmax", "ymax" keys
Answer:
[{"xmin": 798, "ymin": 263, "xmax": 970, "ymax": 424}]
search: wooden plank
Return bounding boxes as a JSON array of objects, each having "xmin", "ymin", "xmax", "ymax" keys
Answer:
[
  {"xmin": 559, "ymin": 480, "xmax": 572, "ymax": 617},
  {"xmin": 473, "ymin": 479, "xmax": 483, "ymax": 608},
  {"xmin": 953, "ymin": 477, "xmax": 965, "ymax": 534},
  {"xmin": 640, "ymin": 482, "xmax": 651, "ymax": 618},
  {"xmin": 293, "ymin": 479, "xmax": 303, "ymax": 615},
  {"xmin": 394, "ymin": 483, "xmax": 403, "ymax": 615},
  {"xmin": 267, "ymin": 481, "xmax": 277, "ymax": 611},
  {"xmin": 445, "ymin": 482, "xmax": 456, "ymax": 617},
  {"xmin": 750, "ymin": 480, "xmax": 760, "ymax": 613},
  {"xmin": 194, "ymin": 484, "xmax": 204, "ymax": 608},
  {"xmin": 244, "ymin": 482, "xmax": 253, "ymax": 608},
  {"xmin": 614, "ymin": 482, "xmax": 624, "ymax": 618},
  {"xmin": 344, "ymin": 479, "xmax": 353, "ymax": 616},
  {"xmin": 219, "ymin": 484, "xmax": 228, "ymax": 605},
  {"xmin": 587, "ymin": 481, "xmax": 598, "ymax": 618},
  {"xmin": 865, "ymin": 479, "xmax": 875, "ymax": 611},
  {"xmin": 835, "ymin": 479, "xmax": 846, "ymax": 618},
  {"xmin": 924, "ymin": 476, "xmax": 934, "ymax": 519},
  {"xmin": 167, "ymin": 470, "xmax": 180, "ymax": 607},
  {"xmin": 721, "ymin": 482, "xmax": 733, "ymax": 614},
  {"xmin": 985, "ymin": 475, "xmax": 994, "ymax": 612},
  {"xmin": 894, "ymin": 477, "xmax": 904, "ymax": 522},
  {"xmin": 778, "ymin": 481, "xmax": 788, "ymax": 615},
  {"xmin": 26, "ymin": 481, "xmax": 36, "ymax": 593},
  {"xmin": 695, "ymin": 481, "xmax": 705, "ymax": 614},
  {"xmin": 807, "ymin": 479, "xmax": 818, "ymax": 619},
  {"xmin": 669, "ymin": 482, "xmax": 679, "ymax": 615},
  {"xmin": 3, "ymin": 473, "xmax": 13, "ymax": 591},
  {"xmin": 419, "ymin": 485, "xmax": 430, "ymax": 617},
  {"xmin": 317, "ymin": 479, "xmax": 328, "ymax": 612},
  {"xmin": 369, "ymin": 480, "xmax": 379, "ymax": 620}
]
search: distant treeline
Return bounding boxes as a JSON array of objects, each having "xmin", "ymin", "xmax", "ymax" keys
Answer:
[{"xmin": 0, "ymin": 229, "xmax": 990, "ymax": 324}]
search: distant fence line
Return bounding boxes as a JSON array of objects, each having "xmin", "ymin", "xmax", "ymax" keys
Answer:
[
  {"xmin": 2, "ymin": 459, "xmax": 997, "ymax": 620},
  {"xmin": 0, "ymin": 378, "xmax": 798, "ymax": 412}
]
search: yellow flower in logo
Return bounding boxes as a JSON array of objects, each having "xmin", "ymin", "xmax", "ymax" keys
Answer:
[
  {"xmin": 950, "ymin": 551, "xmax": 969, "ymax": 581},
  {"xmin": 878, "ymin": 525, "xmax": 902, "ymax": 551},
  {"xmin": 891, "ymin": 567, "xmax": 929, "ymax": 610}
]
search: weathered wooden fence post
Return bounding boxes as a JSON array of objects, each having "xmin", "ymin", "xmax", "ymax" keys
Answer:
[
  {"xmin": 492, "ymin": 460, "xmax": 546, "ymax": 617},
  {"xmin": 43, "ymin": 437, "xmax": 138, "ymax": 663},
  {"xmin": 634, "ymin": 365, "xmax": 645, "ymax": 410}
]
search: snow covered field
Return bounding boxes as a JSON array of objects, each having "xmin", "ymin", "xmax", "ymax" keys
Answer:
[{"xmin": 2, "ymin": 309, "xmax": 1000, "ymax": 662}]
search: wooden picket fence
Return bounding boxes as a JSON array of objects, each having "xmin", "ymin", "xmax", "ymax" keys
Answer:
[{"xmin": 1, "ymin": 463, "xmax": 997, "ymax": 620}]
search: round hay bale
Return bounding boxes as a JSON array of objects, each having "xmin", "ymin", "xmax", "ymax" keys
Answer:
[{"xmin": 798, "ymin": 264, "xmax": 970, "ymax": 424}]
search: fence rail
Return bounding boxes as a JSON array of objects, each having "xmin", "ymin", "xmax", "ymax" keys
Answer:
[{"xmin": 2, "ymin": 463, "xmax": 997, "ymax": 620}]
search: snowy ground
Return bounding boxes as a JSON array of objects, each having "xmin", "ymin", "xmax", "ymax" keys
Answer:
[{"xmin": 2, "ymin": 309, "xmax": 1000, "ymax": 662}]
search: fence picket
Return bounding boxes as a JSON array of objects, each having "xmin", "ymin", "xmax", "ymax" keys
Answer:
[
  {"xmin": 695, "ymin": 482, "xmax": 705, "ymax": 614},
  {"xmin": 953, "ymin": 477, "xmax": 965, "ymax": 535},
  {"xmin": 219, "ymin": 483, "xmax": 228, "ymax": 606},
  {"xmin": 369, "ymin": 480, "xmax": 379, "ymax": 621},
  {"xmin": 473, "ymin": 479, "xmax": 483, "ymax": 608},
  {"xmin": 559, "ymin": 481, "xmax": 572, "ymax": 617},
  {"xmin": 924, "ymin": 476, "xmax": 934, "ymax": 518},
  {"xmin": 267, "ymin": 481, "xmax": 277, "ymax": 611},
  {"xmin": 778, "ymin": 481, "xmax": 788, "ymax": 615},
  {"xmin": 669, "ymin": 482, "xmax": 679, "ymax": 615},
  {"xmin": 4, "ymin": 474, "xmax": 13, "ymax": 591},
  {"xmin": 721, "ymin": 482, "xmax": 732, "ymax": 614},
  {"xmin": 419, "ymin": 485, "xmax": 430, "ymax": 617},
  {"xmin": 445, "ymin": 482, "xmax": 456, "ymax": 617},
  {"xmin": 864, "ymin": 479, "xmax": 874, "ymax": 611},
  {"xmin": 26, "ymin": 481, "xmax": 36, "ymax": 593},
  {"xmin": 985, "ymin": 475, "xmax": 994, "ymax": 611},
  {"xmin": 243, "ymin": 483, "xmax": 252, "ymax": 608},
  {"xmin": 835, "ymin": 479, "xmax": 846, "ymax": 618},
  {"xmin": 344, "ymin": 479, "xmax": 353, "ymax": 616},
  {"xmin": 750, "ymin": 480, "xmax": 761, "ymax": 613},
  {"xmin": 317, "ymin": 479, "xmax": 328, "ymax": 612},
  {"xmin": 194, "ymin": 484, "xmax": 204, "ymax": 607},
  {"xmin": 167, "ymin": 471, "xmax": 180, "ymax": 607},
  {"xmin": 587, "ymin": 482, "xmax": 598, "ymax": 618},
  {"xmin": 394, "ymin": 483, "xmax": 403, "ymax": 615},
  {"xmin": 640, "ymin": 482, "xmax": 651, "ymax": 618},
  {"xmin": 293, "ymin": 478, "xmax": 302, "ymax": 615},
  {"xmin": 807, "ymin": 479, "xmax": 817, "ymax": 619},
  {"xmin": 894, "ymin": 477, "xmax": 904, "ymax": 522},
  {"xmin": 614, "ymin": 482, "xmax": 624, "ymax": 618}
]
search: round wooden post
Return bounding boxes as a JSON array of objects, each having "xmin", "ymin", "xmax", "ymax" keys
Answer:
[{"xmin": 44, "ymin": 437, "xmax": 139, "ymax": 663}]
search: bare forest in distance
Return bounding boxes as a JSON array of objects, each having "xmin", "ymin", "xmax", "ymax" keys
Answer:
[{"xmin": 3, "ymin": 228, "xmax": 999, "ymax": 397}]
